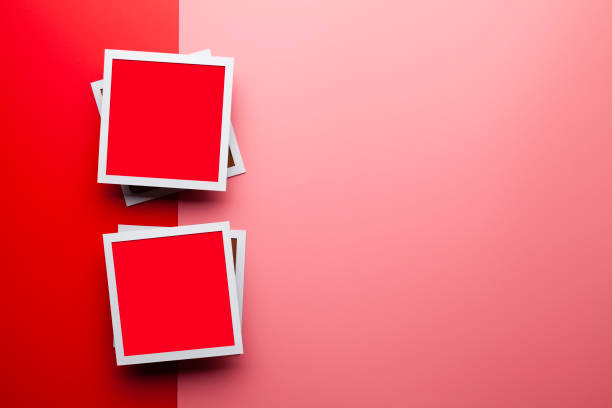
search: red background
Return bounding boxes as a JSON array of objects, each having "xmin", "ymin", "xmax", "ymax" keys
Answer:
[{"xmin": 2, "ymin": 1, "xmax": 178, "ymax": 406}]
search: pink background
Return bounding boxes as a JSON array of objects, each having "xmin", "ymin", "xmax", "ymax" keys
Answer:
[{"xmin": 179, "ymin": 1, "xmax": 612, "ymax": 406}]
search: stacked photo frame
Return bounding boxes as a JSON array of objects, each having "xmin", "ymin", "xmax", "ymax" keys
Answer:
[{"xmin": 91, "ymin": 49, "xmax": 245, "ymax": 206}]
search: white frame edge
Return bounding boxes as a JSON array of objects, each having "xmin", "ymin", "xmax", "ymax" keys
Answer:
[
  {"xmin": 227, "ymin": 123, "xmax": 246, "ymax": 177},
  {"xmin": 229, "ymin": 229, "xmax": 247, "ymax": 318}
]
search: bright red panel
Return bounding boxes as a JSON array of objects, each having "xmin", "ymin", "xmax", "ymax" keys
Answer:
[
  {"xmin": 1, "ymin": 1, "xmax": 178, "ymax": 407},
  {"xmin": 107, "ymin": 59, "xmax": 225, "ymax": 181},
  {"xmin": 112, "ymin": 232, "xmax": 235, "ymax": 356}
]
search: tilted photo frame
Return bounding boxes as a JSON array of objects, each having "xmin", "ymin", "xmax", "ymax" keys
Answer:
[{"xmin": 97, "ymin": 50, "xmax": 234, "ymax": 191}]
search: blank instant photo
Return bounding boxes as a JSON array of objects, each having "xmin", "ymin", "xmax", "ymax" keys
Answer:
[
  {"xmin": 103, "ymin": 222, "xmax": 243, "ymax": 365},
  {"xmin": 97, "ymin": 50, "xmax": 234, "ymax": 191},
  {"xmin": 91, "ymin": 49, "xmax": 245, "ymax": 206},
  {"xmin": 110, "ymin": 225, "xmax": 246, "ymax": 348}
]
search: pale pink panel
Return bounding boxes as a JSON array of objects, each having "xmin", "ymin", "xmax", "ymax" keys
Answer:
[{"xmin": 179, "ymin": 1, "xmax": 612, "ymax": 406}]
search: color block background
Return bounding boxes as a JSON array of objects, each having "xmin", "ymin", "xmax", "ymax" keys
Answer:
[
  {"xmin": 179, "ymin": 1, "xmax": 612, "ymax": 407},
  {"xmin": 2, "ymin": 1, "xmax": 612, "ymax": 407}
]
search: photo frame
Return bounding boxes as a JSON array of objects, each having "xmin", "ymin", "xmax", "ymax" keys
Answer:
[
  {"xmin": 97, "ymin": 50, "xmax": 234, "ymax": 191},
  {"xmin": 91, "ymin": 50, "xmax": 244, "ymax": 206},
  {"xmin": 103, "ymin": 222, "xmax": 243, "ymax": 365}
]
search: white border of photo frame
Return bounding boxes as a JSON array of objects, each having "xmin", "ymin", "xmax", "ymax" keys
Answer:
[
  {"xmin": 103, "ymin": 222, "xmax": 243, "ymax": 365},
  {"xmin": 229, "ymin": 229, "xmax": 247, "ymax": 317},
  {"xmin": 97, "ymin": 50, "xmax": 234, "ymax": 191}
]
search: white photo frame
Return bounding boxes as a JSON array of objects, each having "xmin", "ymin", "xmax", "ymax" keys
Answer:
[
  {"xmin": 97, "ymin": 50, "xmax": 234, "ymax": 191},
  {"xmin": 103, "ymin": 222, "xmax": 243, "ymax": 365},
  {"xmin": 91, "ymin": 49, "xmax": 245, "ymax": 206},
  {"xmin": 110, "ymin": 225, "xmax": 246, "ymax": 348}
]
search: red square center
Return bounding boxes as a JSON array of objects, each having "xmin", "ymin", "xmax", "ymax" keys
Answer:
[
  {"xmin": 106, "ymin": 59, "xmax": 225, "ymax": 182},
  {"xmin": 111, "ymin": 232, "xmax": 235, "ymax": 356}
]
